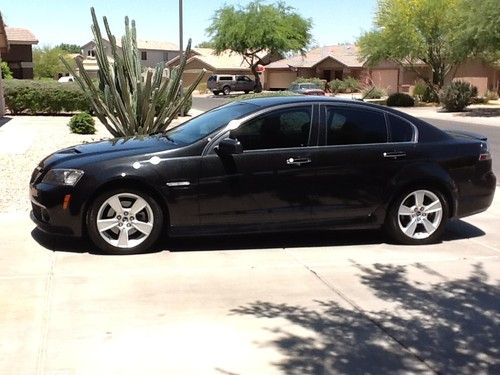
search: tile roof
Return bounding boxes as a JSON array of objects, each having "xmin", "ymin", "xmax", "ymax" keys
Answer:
[
  {"xmin": 168, "ymin": 48, "xmax": 269, "ymax": 71},
  {"xmin": 5, "ymin": 27, "xmax": 38, "ymax": 44},
  {"xmin": 267, "ymin": 44, "xmax": 364, "ymax": 69}
]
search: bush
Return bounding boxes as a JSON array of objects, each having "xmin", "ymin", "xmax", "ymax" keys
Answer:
[
  {"xmin": 195, "ymin": 82, "xmax": 208, "ymax": 94},
  {"xmin": 292, "ymin": 77, "xmax": 327, "ymax": 90},
  {"xmin": 328, "ymin": 76, "xmax": 360, "ymax": 93},
  {"xmin": 3, "ymin": 79, "xmax": 91, "ymax": 114},
  {"xmin": 231, "ymin": 91, "xmax": 299, "ymax": 101},
  {"xmin": 362, "ymin": 86, "xmax": 386, "ymax": 99},
  {"xmin": 386, "ymin": 93, "xmax": 415, "ymax": 107},
  {"xmin": 1, "ymin": 61, "xmax": 13, "ymax": 79},
  {"xmin": 439, "ymin": 80, "xmax": 477, "ymax": 112},
  {"xmin": 68, "ymin": 112, "xmax": 96, "ymax": 134},
  {"xmin": 412, "ymin": 82, "xmax": 427, "ymax": 101},
  {"xmin": 484, "ymin": 90, "xmax": 499, "ymax": 101}
]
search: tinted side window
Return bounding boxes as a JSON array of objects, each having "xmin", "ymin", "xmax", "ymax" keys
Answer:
[
  {"xmin": 325, "ymin": 107, "xmax": 387, "ymax": 145},
  {"xmin": 231, "ymin": 107, "xmax": 312, "ymax": 150},
  {"xmin": 219, "ymin": 76, "xmax": 233, "ymax": 81},
  {"xmin": 388, "ymin": 114, "xmax": 414, "ymax": 142}
]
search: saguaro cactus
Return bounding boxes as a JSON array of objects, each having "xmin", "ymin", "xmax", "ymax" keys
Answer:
[{"xmin": 62, "ymin": 7, "xmax": 204, "ymax": 137}]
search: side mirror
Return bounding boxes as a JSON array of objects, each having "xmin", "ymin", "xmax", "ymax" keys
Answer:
[{"xmin": 216, "ymin": 138, "xmax": 243, "ymax": 155}]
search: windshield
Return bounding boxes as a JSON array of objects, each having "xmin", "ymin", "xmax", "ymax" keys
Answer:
[{"xmin": 164, "ymin": 102, "xmax": 258, "ymax": 145}]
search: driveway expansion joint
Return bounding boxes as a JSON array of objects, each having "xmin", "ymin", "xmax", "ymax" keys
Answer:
[{"xmin": 285, "ymin": 249, "xmax": 440, "ymax": 374}]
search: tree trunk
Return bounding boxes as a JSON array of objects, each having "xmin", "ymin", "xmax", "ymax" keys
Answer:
[{"xmin": 251, "ymin": 64, "xmax": 263, "ymax": 93}]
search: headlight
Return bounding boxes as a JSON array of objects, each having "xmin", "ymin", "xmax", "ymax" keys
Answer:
[{"xmin": 42, "ymin": 169, "xmax": 84, "ymax": 186}]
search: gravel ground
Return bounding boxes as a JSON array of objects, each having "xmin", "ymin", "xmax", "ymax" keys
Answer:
[{"xmin": 0, "ymin": 114, "xmax": 196, "ymax": 213}]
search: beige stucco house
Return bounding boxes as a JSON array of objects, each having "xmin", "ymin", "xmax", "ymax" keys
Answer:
[
  {"xmin": 2, "ymin": 26, "xmax": 38, "ymax": 79},
  {"xmin": 166, "ymin": 48, "xmax": 281, "ymax": 88},
  {"xmin": 79, "ymin": 38, "xmax": 179, "ymax": 77},
  {"xmin": 265, "ymin": 44, "xmax": 500, "ymax": 95}
]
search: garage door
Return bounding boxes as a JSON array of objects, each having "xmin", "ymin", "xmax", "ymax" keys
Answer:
[
  {"xmin": 267, "ymin": 71, "xmax": 297, "ymax": 90},
  {"xmin": 371, "ymin": 69, "xmax": 399, "ymax": 94}
]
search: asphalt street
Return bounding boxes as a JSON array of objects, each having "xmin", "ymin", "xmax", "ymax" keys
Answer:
[{"xmin": 192, "ymin": 96, "xmax": 500, "ymax": 180}]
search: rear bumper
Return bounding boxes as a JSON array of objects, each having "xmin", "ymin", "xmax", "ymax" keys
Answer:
[{"xmin": 456, "ymin": 171, "xmax": 496, "ymax": 218}]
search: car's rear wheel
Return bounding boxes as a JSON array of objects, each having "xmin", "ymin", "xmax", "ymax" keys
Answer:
[
  {"xmin": 87, "ymin": 188, "xmax": 163, "ymax": 255},
  {"xmin": 212, "ymin": 90, "xmax": 220, "ymax": 95},
  {"xmin": 244, "ymin": 90, "xmax": 249, "ymax": 94},
  {"xmin": 385, "ymin": 188, "xmax": 448, "ymax": 245},
  {"xmin": 222, "ymin": 86, "xmax": 231, "ymax": 95}
]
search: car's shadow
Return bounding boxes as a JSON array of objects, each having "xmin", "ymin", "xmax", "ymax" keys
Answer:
[{"xmin": 31, "ymin": 219, "xmax": 485, "ymax": 255}]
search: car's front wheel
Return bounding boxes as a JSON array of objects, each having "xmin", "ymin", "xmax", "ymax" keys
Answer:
[
  {"xmin": 87, "ymin": 188, "xmax": 163, "ymax": 254},
  {"xmin": 385, "ymin": 188, "xmax": 448, "ymax": 245}
]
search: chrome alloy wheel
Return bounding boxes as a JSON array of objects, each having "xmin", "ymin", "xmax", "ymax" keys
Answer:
[
  {"xmin": 397, "ymin": 190, "xmax": 443, "ymax": 240},
  {"xmin": 96, "ymin": 193, "xmax": 154, "ymax": 249}
]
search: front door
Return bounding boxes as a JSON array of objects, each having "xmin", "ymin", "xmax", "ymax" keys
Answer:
[{"xmin": 198, "ymin": 105, "xmax": 318, "ymax": 232}]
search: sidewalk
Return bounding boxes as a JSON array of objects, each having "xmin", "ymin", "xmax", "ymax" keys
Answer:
[{"xmin": 396, "ymin": 105, "xmax": 500, "ymax": 127}]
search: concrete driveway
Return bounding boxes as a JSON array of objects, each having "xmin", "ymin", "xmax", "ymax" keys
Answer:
[{"xmin": 1, "ymin": 190, "xmax": 499, "ymax": 374}]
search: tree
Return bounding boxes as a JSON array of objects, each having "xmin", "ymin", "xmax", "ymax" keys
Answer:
[
  {"xmin": 195, "ymin": 41, "xmax": 215, "ymax": 48},
  {"xmin": 55, "ymin": 43, "xmax": 82, "ymax": 54},
  {"xmin": 207, "ymin": 1, "xmax": 312, "ymax": 92},
  {"xmin": 454, "ymin": 0, "xmax": 500, "ymax": 62},
  {"xmin": 33, "ymin": 46, "xmax": 75, "ymax": 79},
  {"xmin": 358, "ymin": 0, "xmax": 465, "ymax": 95}
]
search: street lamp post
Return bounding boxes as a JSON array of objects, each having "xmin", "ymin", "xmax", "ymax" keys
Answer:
[{"xmin": 179, "ymin": 0, "xmax": 183, "ymax": 56}]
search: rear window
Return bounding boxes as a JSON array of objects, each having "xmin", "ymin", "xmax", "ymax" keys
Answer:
[
  {"xmin": 388, "ymin": 114, "xmax": 414, "ymax": 142},
  {"xmin": 219, "ymin": 76, "xmax": 233, "ymax": 81},
  {"xmin": 208, "ymin": 76, "xmax": 216, "ymax": 82}
]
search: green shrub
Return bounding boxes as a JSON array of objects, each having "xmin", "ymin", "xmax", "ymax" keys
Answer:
[
  {"xmin": 68, "ymin": 112, "xmax": 96, "ymax": 134},
  {"xmin": 328, "ymin": 77, "xmax": 360, "ymax": 93},
  {"xmin": 231, "ymin": 91, "xmax": 299, "ymax": 101},
  {"xmin": 422, "ymin": 86, "xmax": 440, "ymax": 103},
  {"xmin": 484, "ymin": 90, "xmax": 499, "ymax": 101},
  {"xmin": 386, "ymin": 93, "xmax": 415, "ymax": 107},
  {"xmin": 292, "ymin": 77, "xmax": 327, "ymax": 90},
  {"xmin": 195, "ymin": 82, "xmax": 208, "ymax": 94},
  {"xmin": 412, "ymin": 81, "xmax": 427, "ymax": 101},
  {"xmin": 362, "ymin": 86, "xmax": 386, "ymax": 99},
  {"xmin": 3, "ymin": 79, "xmax": 91, "ymax": 114},
  {"xmin": 439, "ymin": 80, "xmax": 476, "ymax": 112},
  {"xmin": 1, "ymin": 61, "xmax": 13, "ymax": 79}
]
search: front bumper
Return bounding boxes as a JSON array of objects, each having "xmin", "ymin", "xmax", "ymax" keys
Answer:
[{"xmin": 29, "ymin": 183, "xmax": 84, "ymax": 236}]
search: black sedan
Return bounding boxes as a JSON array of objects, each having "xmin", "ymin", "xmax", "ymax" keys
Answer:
[{"xmin": 30, "ymin": 96, "xmax": 496, "ymax": 254}]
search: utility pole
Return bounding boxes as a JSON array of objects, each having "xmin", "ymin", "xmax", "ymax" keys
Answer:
[{"xmin": 179, "ymin": 0, "xmax": 183, "ymax": 56}]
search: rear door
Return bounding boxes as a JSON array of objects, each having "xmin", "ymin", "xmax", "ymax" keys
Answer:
[{"xmin": 311, "ymin": 105, "xmax": 416, "ymax": 224}]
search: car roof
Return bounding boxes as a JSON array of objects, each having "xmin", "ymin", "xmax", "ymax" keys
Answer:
[{"xmin": 239, "ymin": 95, "xmax": 370, "ymax": 108}]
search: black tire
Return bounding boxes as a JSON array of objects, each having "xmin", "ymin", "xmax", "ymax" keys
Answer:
[
  {"xmin": 87, "ymin": 188, "xmax": 164, "ymax": 255},
  {"xmin": 385, "ymin": 187, "xmax": 449, "ymax": 245},
  {"xmin": 212, "ymin": 90, "xmax": 220, "ymax": 96},
  {"xmin": 222, "ymin": 86, "xmax": 231, "ymax": 95},
  {"xmin": 244, "ymin": 90, "xmax": 249, "ymax": 94}
]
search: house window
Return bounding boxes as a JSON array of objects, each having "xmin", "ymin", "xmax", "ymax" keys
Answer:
[
  {"xmin": 141, "ymin": 51, "xmax": 147, "ymax": 61},
  {"xmin": 88, "ymin": 50, "xmax": 96, "ymax": 57}
]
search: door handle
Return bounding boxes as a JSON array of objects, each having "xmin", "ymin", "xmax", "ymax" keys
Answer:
[
  {"xmin": 286, "ymin": 157, "xmax": 311, "ymax": 166},
  {"xmin": 383, "ymin": 151, "xmax": 406, "ymax": 159}
]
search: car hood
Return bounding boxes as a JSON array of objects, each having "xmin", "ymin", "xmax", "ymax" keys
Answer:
[{"xmin": 38, "ymin": 135, "xmax": 179, "ymax": 170}]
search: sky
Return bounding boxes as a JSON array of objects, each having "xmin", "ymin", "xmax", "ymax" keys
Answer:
[{"xmin": 0, "ymin": 0, "xmax": 377, "ymax": 49}]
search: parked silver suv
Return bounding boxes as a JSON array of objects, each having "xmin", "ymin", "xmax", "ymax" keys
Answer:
[{"xmin": 207, "ymin": 74, "xmax": 255, "ymax": 95}]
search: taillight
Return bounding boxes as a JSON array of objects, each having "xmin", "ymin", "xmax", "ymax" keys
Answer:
[
  {"xmin": 479, "ymin": 152, "xmax": 491, "ymax": 161},
  {"xmin": 479, "ymin": 141, "xmax": 491, "ymax": 161}
]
